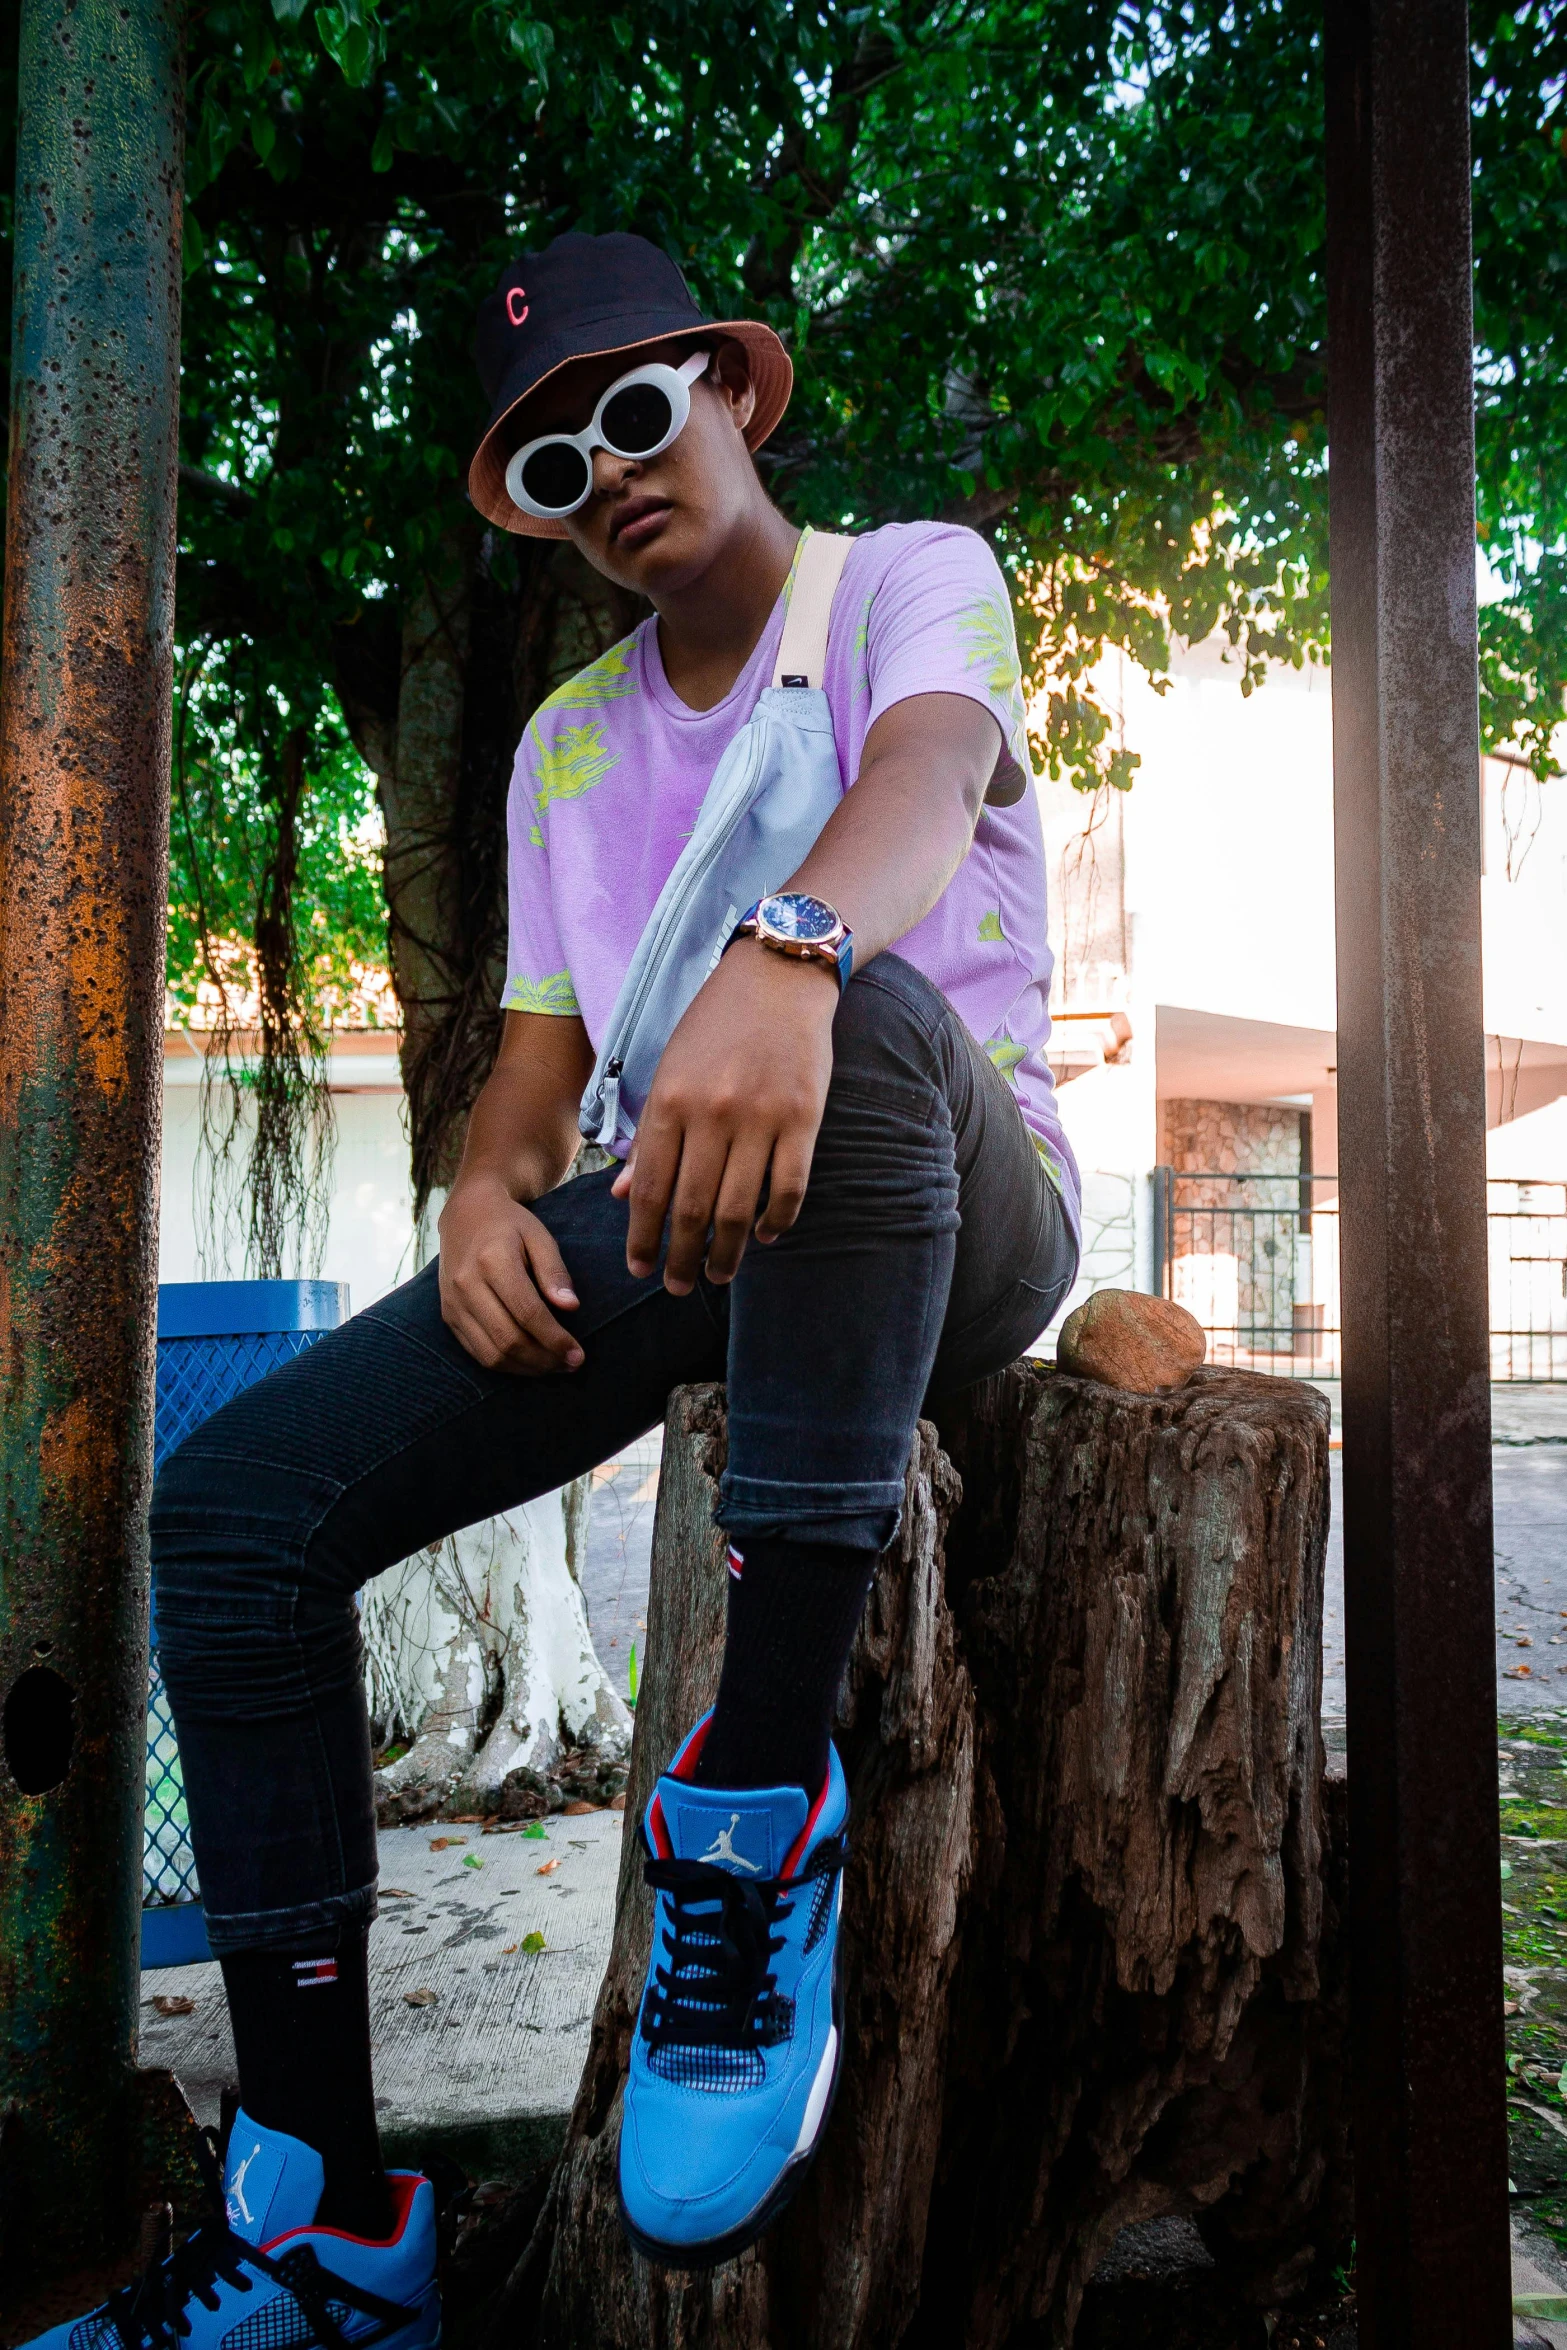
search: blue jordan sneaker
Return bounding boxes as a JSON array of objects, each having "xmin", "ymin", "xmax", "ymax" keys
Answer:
[
  {"xmin": 618, "ymin": 1711, "xmax": 849, "ymax": 2267},
  {"xmin": 22, "ymin": 2113, "xmax": 440, "ymax": 2350}
]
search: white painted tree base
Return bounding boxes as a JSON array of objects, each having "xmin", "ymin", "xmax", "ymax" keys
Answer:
[{"xmin": 364, "ymin": 1482, "xmax": 631, "ymax": 1822}]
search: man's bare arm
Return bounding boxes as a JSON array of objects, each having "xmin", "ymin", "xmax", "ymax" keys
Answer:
[
  {"xmin": 438, "ymin": 1011, "xmax": 596, "ymax": 1372},
  {"xmin": 618, "ymin": 691, "xmax": 1001, "ymax": 1292}
]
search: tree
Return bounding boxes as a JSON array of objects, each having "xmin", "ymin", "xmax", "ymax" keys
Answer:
[{"xmin": 161, "ymin": 0, "xmax": 1340, "ymax": 1212}]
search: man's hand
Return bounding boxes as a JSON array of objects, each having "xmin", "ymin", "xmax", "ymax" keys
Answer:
[
  {"xmin": 438, "ymin": 1170, "xmax": 586, "ymax": 1373},
  {"xmin": 614, "ymin": 937, "xmax": 838, "ymax": 1293}
]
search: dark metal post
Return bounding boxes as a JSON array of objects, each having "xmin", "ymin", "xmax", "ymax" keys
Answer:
[
  {"xmin": 1325, "ymin": 2, "xmax": 1511, "ymax": 2341},
  {"xmin": 0, "ymin": 0, "xmax": 184, "ymax": 2280}
]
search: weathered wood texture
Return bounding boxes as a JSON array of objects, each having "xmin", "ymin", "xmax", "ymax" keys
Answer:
[{"xmin": 493, "ymin": 1363, "xmax": 1348, "ymax": 2350}]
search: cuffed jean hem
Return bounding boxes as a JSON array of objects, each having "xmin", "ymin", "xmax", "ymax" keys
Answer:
[
  {"xmin": 715, "ymin": 1472, "xmax": 907, "ymax": 1553},
  {"xmin": 200, "ymin": 1878, "xmax": 380, "ymax": 1957}
]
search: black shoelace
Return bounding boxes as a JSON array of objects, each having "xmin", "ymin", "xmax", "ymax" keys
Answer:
[
  {"xmin": 640, "ymin": 1840, "xmax": 843, "ymax": 2056},
  {"xmin": 90, "ymin": 2137, "xmax": 415, "ymax": 2350}
]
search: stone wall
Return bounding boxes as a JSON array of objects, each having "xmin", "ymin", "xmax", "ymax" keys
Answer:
[{"xmin": 1161, "ymin": 1099, "xmax": 1306, "ymax": 1358}]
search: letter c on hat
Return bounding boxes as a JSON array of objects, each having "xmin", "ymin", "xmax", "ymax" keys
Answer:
[{"xmin": 507, "ymin": 287, "xmax": 529, "ymax": 326}]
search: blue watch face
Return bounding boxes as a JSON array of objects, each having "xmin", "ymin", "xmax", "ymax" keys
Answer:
[{"xmin": 760, "ymin": 891, "xmax": 838, "ymax": 943}]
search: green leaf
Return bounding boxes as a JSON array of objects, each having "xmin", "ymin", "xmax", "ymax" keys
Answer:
[
  {"xmin": 182, "ymin": 208, "xmax": 206, "ymax": 278},
  {"xmin": 271, "ymin": 0, "xmax": 311, "ymax": 21},
  {"xmin": 315, "ymin": 0, "xmax": 379, "ymax": 87},
  {"xmin": 251, "ymin": 108, "xmax": 277, "ymax": 166},
  {"xmin": 520, "ymin": 1931, "xmax": 547, "ymax": 1954},
  {"xmin": 1514, "ymin": 2298, "xmax": 1567, "ymax": 2320},
  {"xmin": 522, "ymin": 1821, "xmax": 548, "ymax": 1840},
  {"xmin": 462, "ymin": 1852, "xmax": 483, "ymax": 1869},
  {"xmin": 506, "ymin": 16, "xmax": 553, "ymax": 84},
  {"xmin": 628, "ymin": 1639, "xmax": 639, "ymax": 1707}
]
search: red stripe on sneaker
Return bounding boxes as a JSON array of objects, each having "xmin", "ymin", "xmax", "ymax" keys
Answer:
[
  {"xmin": 782, "ymin": 1772, "xmax": 831, "ymax": 1880},
  {"xmin": 670, "ymin": 1715, "xmax": 712, "ymax": 1780},
  {"xmin": 648, "ymin": 1792, "xmax": 673, "ymax": 1858},
  {"xmin": 727, "ymin": 1545, "xmax": 744, "ymax": 1580}
]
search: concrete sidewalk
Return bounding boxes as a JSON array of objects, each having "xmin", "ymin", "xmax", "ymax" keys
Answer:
[{"xmin": 140, "ymin": 1809, "xmax": 624, "ymax": 2179}]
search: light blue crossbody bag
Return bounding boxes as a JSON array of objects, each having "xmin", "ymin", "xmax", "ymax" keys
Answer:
[{"xmin": 579, "ymin": 528, "xmax": 854, "ymax": 1152}]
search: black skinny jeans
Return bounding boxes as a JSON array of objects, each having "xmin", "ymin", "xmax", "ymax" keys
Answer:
[{"xmin": 153, "ymin": 956, "xmax": 1078, "ymax": 1954}]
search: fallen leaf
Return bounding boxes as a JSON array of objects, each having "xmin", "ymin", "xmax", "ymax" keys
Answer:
[
  {"xmin": 446, "ymin": 1815, "xmax": 484, "ymax": 1824},
  {"xmin": 562, "ymin": 1800, "xmax": 597, "ymax": 1816},
  {"xmin": 1505, "ymin": 2000, "xmax": 1522, "ymax": 2015},
  {"xmin": 1507, "ymin": 1666, "xmax": 1534, "ymax": 1679},
  {"xmin": 537, "ymin": 1858, "xmax": 562, "ymax": 1875},
  {"xmin": 522, "ymin": 1823, "xmax": 548, "ymax": 1840},
  {"xmin": 151, "ymin": 1994, "xmax": 195, "ymax": 2017},
  {"xmin": 501, "ymin": 1943, "xmax": 518, "ymax": 1955},
  {"xmin": 404, "ymin": 1988, "xmax": 438, "ymax": 2008},
  {"xmin": 381, "ymin": 1888, "xmax": 415, "ymax": 1899},
  {"xmin": 610, "ymin": 1793, "xmax": 627, "ymax": 1812},
  {"xmin": 1518, "ymin": 1637, "xmax": 1534, "ymax": 1648},
  {"xmin": 520, "ymin": 1931, "xmax": 547, "ymax": 1954},
  {"xmin": 462, "ymin": 1853, "xmax": 484, "ymax": 1870},
  {"xmin": 429, "ymin": 1836, "xmax": 466, "ymax": 1850}
]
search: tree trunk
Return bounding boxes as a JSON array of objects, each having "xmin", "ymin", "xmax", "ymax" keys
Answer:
[
  {"xmin": 489, "ymin": 1363, "xmax": 1349, "ymax": 2349},
  {"xmin": 363, "ymin": 1479, "xmax": 632, "ymax": 1824}
]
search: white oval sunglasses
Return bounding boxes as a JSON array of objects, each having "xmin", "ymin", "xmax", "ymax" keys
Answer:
[{"xmin": 505, "ymin": 350, "xmax": 711, "ymax": 521}]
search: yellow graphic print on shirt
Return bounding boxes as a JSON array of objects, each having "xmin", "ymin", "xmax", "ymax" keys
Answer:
[
  {"xmin": 985, "ymin": 1032, "xmax": 1028, "ymax": 1081},
  {"xmin": 978, "ymin": 910, "xmax": 1006, "ymax": 944},
  {"xmin": 529, "ymin": 721, "xmax": 620, "ymax": 844},
  {"xmin": 501, "ymin": 968, "xmax": 581, "ymax": 1016},
  {"xmin": 525, "ymin": 639, "xmax": 637, "ymax": 844},
  {"xmin": 958, "ymin": 593, "xmax": 1031, "ymax": 772}
]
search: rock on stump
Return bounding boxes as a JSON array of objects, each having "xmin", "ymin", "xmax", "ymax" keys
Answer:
[{"xmin": 493, "ymin": 1363, "xmax": 1347, "ymax": 2349}]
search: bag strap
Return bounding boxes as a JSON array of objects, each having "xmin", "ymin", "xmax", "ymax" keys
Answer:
[{"xmin": 772, "ymin": 529, "xmax": 854, "ymax": 689}]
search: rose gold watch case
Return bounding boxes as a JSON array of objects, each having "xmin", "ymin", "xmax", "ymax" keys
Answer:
[{"xmin": 737, "ymin": 906, "xmax": 847, "ymax": 973}]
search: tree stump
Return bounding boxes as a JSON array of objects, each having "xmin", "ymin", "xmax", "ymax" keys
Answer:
[{"xmin": 491, "ymin": 1363, "xmax": 1348, "ymax": 2349}]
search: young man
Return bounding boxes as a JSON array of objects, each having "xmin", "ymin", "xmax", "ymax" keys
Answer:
[{"xmin": 30, "ymin": 231, "xmax": 1079, "ymax": 2346}]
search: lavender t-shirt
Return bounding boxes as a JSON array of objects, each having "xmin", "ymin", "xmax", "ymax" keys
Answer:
[{"xmin": 503, "ymin": 519, "xmax": 1081, "ymax": 1236}]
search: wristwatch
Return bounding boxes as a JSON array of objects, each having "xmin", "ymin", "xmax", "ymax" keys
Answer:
[{"xmin": 728, "ymin": 892, "xmax": 854, "ymax": 993}]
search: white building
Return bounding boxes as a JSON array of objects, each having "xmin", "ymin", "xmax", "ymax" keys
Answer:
[{"xmin": 1040, "ymin": 639, "xmax": 1567, "ymax": 1377}]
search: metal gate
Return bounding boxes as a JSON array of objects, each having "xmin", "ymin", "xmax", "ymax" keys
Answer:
[{"xmin": 1152, "ymin": 1170, "xmax": 1567, "ymax": 1381}]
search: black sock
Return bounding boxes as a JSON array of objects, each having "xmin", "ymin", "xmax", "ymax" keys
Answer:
[
  {"xmin": 220, "ymin": 1923, "xmax": 393, "ymax": 2239},
  {"xmin": 693, "ymin": 1537, "xmax": 878, "ymax": 1796}
]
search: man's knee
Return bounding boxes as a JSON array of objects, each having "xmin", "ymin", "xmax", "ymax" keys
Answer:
[
  {"xmin": 828, "ymin": 952, "xmax": 950, "ymax": 1086},
  {"xmin": 800, "ymin": 957, "xmax": 962, "ymax": 1238}
]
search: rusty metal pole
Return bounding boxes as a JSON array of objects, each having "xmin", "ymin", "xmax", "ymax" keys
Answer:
[
  {"xmin": 1325, "ymin": 0, "xmax": 1512, "ymax": 2341},
  {"xmin": 0, "ymin": 0, "xmax": 184, "ymax": 2283}
]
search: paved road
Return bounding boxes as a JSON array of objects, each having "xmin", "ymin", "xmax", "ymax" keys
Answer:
[{"xmin": 1322, "ymin": 1441, "xmax": 1567, "ymax": 1724}]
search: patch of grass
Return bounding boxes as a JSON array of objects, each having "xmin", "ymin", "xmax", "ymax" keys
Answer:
[{"xmin": 1500, "ymin": 1719, "xmax": 1567, "ymax": 2243}]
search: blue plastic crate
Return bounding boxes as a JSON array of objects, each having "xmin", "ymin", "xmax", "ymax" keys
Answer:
[{"xmin": 143, "ymin": 1280, "xmax": 348, "ymax": 1968}]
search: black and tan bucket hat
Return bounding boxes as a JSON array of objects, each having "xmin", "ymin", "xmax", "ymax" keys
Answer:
[{"xmin": 469, "ymin": 231, "xmax": 793, "ymax": 539}]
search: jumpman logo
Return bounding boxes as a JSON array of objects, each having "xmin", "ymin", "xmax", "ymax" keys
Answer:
[
  {"xmin": 700, "ymin": 1814, "xmax": 761, "ymax": 1873},
  {"xmin": 227, "ymin": 2142, "xmax": 262, "ymax": 2229}
]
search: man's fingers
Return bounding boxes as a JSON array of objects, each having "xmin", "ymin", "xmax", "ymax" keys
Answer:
[
  {"xmin": 475, "ymin": 1236, "xmax": 582, "ymax": 1366},
  {"xmin": 663, "ymin": 1132, "xmax": 730, "ymax": 1295},
  {"xmin": 521, "ymin": 1218, "xmax": 579, "ymax": 1308},
  {"xmin": 625, "ymin": 1120, "xmax": 681, "ymax": 1276},
  {"xmin": 443, "ymin": 1287, "xmax": 557, "ymax": 1376},
  {"xmin": 754, "ymin": 1128, "xmax": 816, "ymax": 1242},
  {"xmin": 704, "ymin": 1140, "xmax": 773, "ymax": 1284},
  {"xmin": 456, "ymin": 1256, "xmax": 583, "ymax": 1370}
]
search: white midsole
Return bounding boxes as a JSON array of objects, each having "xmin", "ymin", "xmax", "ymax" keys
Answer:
[{"xmin": 793, "ymin": 2024, "xmax": 838, "ymax": 2155}]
